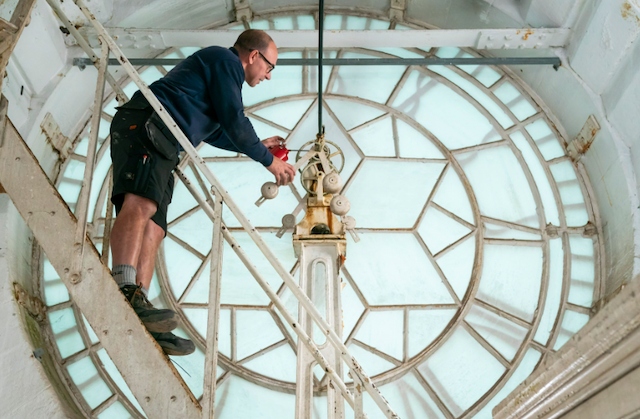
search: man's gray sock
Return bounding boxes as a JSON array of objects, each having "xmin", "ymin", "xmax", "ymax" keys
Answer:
[{"xmin": 112, "ymin": 264, "xmax": 137, "ymax": 288}]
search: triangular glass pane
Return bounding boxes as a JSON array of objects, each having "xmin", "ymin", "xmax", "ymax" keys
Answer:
[
  {"xmin": 168, "ymin": 208, "xmax": 212, "ymax": 256},
  {"xmin": 355, "ymin": 310, "xmax": 404, "ymax": 361},
  {"xmin": 182, "ymin": 308, "xmax": 231, "ymax": 359},
  {"xmin": 418, "ymin": 205, "xmax": 472, "ymax": 255},
  {"xmin": 431, "ymin": 166, "xmax": 475, "ymax": 225},
  {"xmin": 243, "ymin": 343, "xmax": 297, "ymax": 383},
  {"xmin": 183, "ymin": 260, "xmax": 210, "ymax": 304},
  {"xmin": 236, "ymin": 309, "xmax": 285, "ymax": 361},
  {"xmin": 345, "ymin": 233, "xmax": 455, "ymax": 305},
  {"xmin": 484, "ymin": 221, "xmax": 541, "ymax": 240},
  {"xmin": 167, "ymin": 164, "xmax": 200, "ymax": 223},
  {"xmin": 396, "ymin": 118, "xmax": 445, "ymax": 159},
  {"xmin": 373, "ymin": 371, "xmax": 448, "ymax": 419},
  {"xmin": 408, "ymin": 309, "xmax": 457, "ymax": 358},
  {"xmin": 251, "ymin": 99, "xmax": 314, "ymax": 130},
  {"xmin": 466, "ymin": 304, "xmax": 528, "ymax": 362},
  {"xmin": 347, "ymin": 342, "xmax": 397, "ymax": 377},
  {"xmin": 345, "ymin": 159, "xmax": 446, "ymax": 228},
  {"xmin": 163, "ymin": 238, "xmax": 203, "ymax": 300},
  {"xmin": 325, "ymin": 98, "xmax": 386, "ymax": 131},
  {"xmin": 435, "ymin": 234, "xmax": 475, "ymax": 301},
  {"xmin": 351, "ymin": 117, "xmax": 395, "ymax": 157}
]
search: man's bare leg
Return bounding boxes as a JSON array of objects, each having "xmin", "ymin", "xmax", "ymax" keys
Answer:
[
  {"xmin": 110, "ymin": 193, "xmax": 158, "ymax": 268},
  {"xmin": 136, "ymin": 220, "xmax": 165, "ymax": 290}
]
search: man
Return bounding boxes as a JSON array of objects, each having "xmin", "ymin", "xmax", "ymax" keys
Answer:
[{"xmin": 109, "ymin": 29, "xmax": 296, "ymax": 356}]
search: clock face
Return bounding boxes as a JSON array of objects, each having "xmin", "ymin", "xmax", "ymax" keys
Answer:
[{"xmin": 40, "ymin": 14, "xmax": 602, "ymax": 419}]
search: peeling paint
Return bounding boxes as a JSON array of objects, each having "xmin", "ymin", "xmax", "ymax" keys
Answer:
[
  {"xmin": 621, "ymin": 1, "xmax": 640, "ymax": 23},
  {"xmin": 522, "ymin": 29, "xmax": 534, "ymax": 41}
]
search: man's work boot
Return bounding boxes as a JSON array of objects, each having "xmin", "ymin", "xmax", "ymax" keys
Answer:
[
  {"xmin": 151, "ymin": 332, "xmax": 196, "ymax": 356},
  {"xmin": 120, "ymin": 285, "xmax": 178, "ymax": 333}
]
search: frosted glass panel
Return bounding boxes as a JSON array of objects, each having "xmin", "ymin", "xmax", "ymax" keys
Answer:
[
  {"xmin": 567, "ymin": 235, "xmax": 595, "ymax": 308},
  {"xmin": 243, "ymin": 344, "xmax": 297, "ymax": 383},
  {"xmin": 67, "ymin": 357, "xmax": 112, "ymax": 409},
  {"xmin": 355, "ymin": 310, "xmax": 404, "ymax": 360},
  {"xmin": 215, "ymin": 375, "xmax": 295, "ymax": 419},
  {"xmin": 396, "ymin": 118, "xmax": 445, "ymax": 159},
  {"xmin": 534, "ymin": 238, "xmax": 564, "ymax": 345},
  {"xmin": 435, "ymin": 234, "xmax": 476, "ymax": 300},
  {"xmin": 477, "ymin": 244, "xmax": 543, "ymax": 322},
  {"xmin": 236, "ymin": 309, "xmax": 284, "ymax": 361},
  {"xmin": 345, "ymin": 159, "xmax": 446, "ymax": 228},
  {"xmin": 96, "ymin": 349, "xmax": 145, "ymax": 416},
  {"xmin": 431, "ymin": 166, "xmax": 475, "ymax": 225},
  {"xmin": 510, "ymin": 130, "xmax": 561, "ymax": 226},
  {"xmin": 251, "ymin": 99, "xmax": 314, "ymax": 130},
  {"xmin": 350, "ymin": 117, "xmax": 396, "ymax": 157},
  {"xmin": 408, "ymin": 309, "xmax": 457, "ymax": 358},
  {"xmin": 493, "ymin": 82, "xmax": 537, "ymax": 121},
  {"xmin": 373, "ymin": 372, "xmax": 447, "ymax": 419},
  {"xmin": 243, "ymin": 51, "xmax": 304, "ymax": 107},
  {"xmin": 418, "ymin": 205, "xmax": 472, "ymax": 255},
  {"xmin": 483, "ymin": 222, "xmax": 541, "ymax": 240},
  {"xmin": 550, "ymin": 161, "xmax": 589, "ymax": 226},
  {"xmin": 345, "ymin": 233, "xmax": 454, "ymax": 305},
  {"xmin": 43, "ymin": 258, "xmax": 70, "ymax": 306},
  {"xmin": 554, "ymin": 310, "xmax": 590, "ymax": 350},
  {"xmin": 49, "ymin": 307, "xmax": 85, "ymax": 359},
  {"xmin": 97, "ymin": 402, "xmax": 131, "ymax": 418},
  {"xmin": 392, "ymin": 70, "xmax": 501, "ymax": 150},
  {"xmin": 466, "ymin": 304, "xmax": 528, "ymax": 361},
  {"xmin": 458, "ymin": 146, "xmax": 539, "ymax": 228},
  {"xmin": 419, "ymin": 326, "xmax": 505, "ymax": 416},
  {"xmin": 347, "ymin": 342, "xmax": 397, "ymax": 377},
  {"xmin": 524, "ymin": 119, "xmax": 565, "ymax": 161},
  {"xmin": 326, "ymin": 98, "xmax": 386, "ymax": 131}
]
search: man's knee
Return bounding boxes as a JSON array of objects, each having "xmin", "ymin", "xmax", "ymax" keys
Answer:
[{"xmin": 120, "ymin": 194, "xmax": 158, "ymax": 219}]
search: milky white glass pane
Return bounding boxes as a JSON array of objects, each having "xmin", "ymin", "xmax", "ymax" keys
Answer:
[
  {"xmin": 396, "ymin": 118, "xmax": 445, "ymax": 159},
  {"xmin": 348, "ymin": 342, "xmax": 397, "ymax": 377},
  {"xmin": 43, "ymin": 258, "xmax": 69, "ymax": 305},
  {"xmin": 418, "ymin": 326, "xmax": 506, "ymax": 416},
  {"xmin": 97, "ymin": 402, "xmax": 132, "ymax": 419},
  {"xmin": 294, "ymin": 15, "xmax": 316, "ymax": 30},
  {"xmin": 96, "ymin": 349, "xmax": 145, "ymax": 417},
  {"xmin": 273, "ymin": 284, "xmax": 300, "ymax": 345},
  {"xmin": 67, "ymin": 357, "xmax": 112, "ymax": 409},
  {"xmin": 164, "ymin": 238, "xmax": 204, "ymax": 301},
  {"xmin": 243, "ymin": 343, "xmax": 297, "ymax": 383},
  {"xmin": 248, "ymin": 116, "xmax": 289, "ymax": 139},
  {"xmin": 74, "ymin": 136, "xmax": 89, "ymax": 157},
  {"xmin": 435, "ymin": 234, "xmax": 476, "ymax": 300},
  {"xmin": 435, "ymin": 47, "xmax": 468, "ymax": 59},
  {"xmin": 510, "ymin": 130, "xmax": 561, "ymax": 226},
  {"xmin": 58, "ymin": 181, "xmax": 80, "ymax": 211},
  {"xmin": 219, "ymin": 231, "xmax": 296, "ymax": 305},
  {"xmin": 87, "ymin": 149, "xmax": 111, "ymax": 223},
  {"xmin": 429, "ymin": 66, "xmax": 514, "ymax": 129},
  {"xmin": 243, "ymin": 51, "xmax": 304, "ymax": 107},
  {"xmin": 356, "ymin": 310, "xmax": 403, "ymax": 360},
  {"xmin": 249, "ymin": 19, "xmax": 270, "ymax": 29},
  {"xmin": 351, "ymin": 117, "xmax": 395, "ymax": 157},
  {"xmin": 251, "ymin": 99, "xmax": 315, "ymax": 130},
  {"xmin": 216, "ymin": 375, "xmax": 294, "ymax": 418},
  {"xmin": 477, "ymin": 244, "xmax": 543, "ymax": 322},
  {"xmin": 371, "ymin": 371, "xmax": 447, "ymax": 419},
  {"xmin": 483, "ymin": 222, "xmax": 541, "ymax": 240},
  {"xmin": 524, "ymin": 119, "xmax": 565, "ymax": 161},
  {"xmin": 198, "ymin": 143, "xmax": 237, "ymax": 157},
  {"xmin": 554, "ymin": 310, "xmax": 590, "ymax": 350},
  {"xmin": 182, "ymin": 309, "xmax": 231, "ymax": 357},
  {"xmin": 49, "ymin": 307, "xmax": 85, "ymax": 359},
  {"xmin": 550, "ymin": 161, "xmax": 589, "ymax": 226},
  {"xmin": 342, "ymin": 277, "xmax": 366, "ymax": 342},
  {"xmin": 102, "ymin": 98, "xmax": 118, "ymax": 117},
  {"xmin": 464, "ymin": 65, "xmax": 502, "ymax": 88},
  {"xmin": 181, "ymin": 259, "xmax": 210, "ymax": 304},
  {"xmin": 182, "ymin": 307, "xmax": 208, "ymax": 338},
  {"xmin": 408, "ymin": 309, "xmax": 457, "ymax": 358},
  {"xmin": 474, "ymin": 348, "xmax": 542, "ymax": 419},
  {"xmin": 431, "ymin": 166, "xmax": 475, "ymax": 225},
  {"xmin": 346, "ymin": 160, "xmax": 446, "ymax": 228},
  {"xmin": 166, "ymin": 165, "xmax": 199, "ymax": 222},
  {"xmin": 284, "ymin": 102, "xmax": 362, "ymax": 196},
  {"xmin": 372, "ymin": 46, "xmax": 427, "ymax": 58},
  {"xmin": 122, "ymin": 81, "xmax": 141, "ymax": 102},
  {"xmin": 271, "ymin": 15, "xmax": 295, "ymax": 29},
  {"xmin": 419, "ymin": 205, "xmax": 472, "ymax": 255},
  {"xmin": 63, "ymin": 157, "xmax": 85, "ymax": 180},
  {"xmin": 458, "ymin": 146, "xmax": 539, "ymax": 228},
  {"xmin": 392, "ymin": 70, "xmax": 501, "ymax": 150},
  {"xmin": 82, "ymin": 315, "xmax": 99, "ymax": 345},
  {"xmin": 493, "ymin": 82, "xmax": 537, "ymax": 121},
  {"xmin": 139, "ymin": 66, "xmax": 164, "ymax": 86},
  {"xmin": 332, "ymin": 53, "xmax": 406, "ymax": 104},
  {"xmin": 534, "ymin": 238, "xmax": 563, "ymax": 345},
  {"xmin": 236, "ymin": 309, "xmax": 284, "ymax": 360},
  {"xmin": 169, "ymin": 210, "xmax": 213, "ymax": 255},
  {"xmin": 206, "ymin": 161, "xmax": 301, "ymax": 228},
  {"xmin": 169, "ymin": 332, "xmax": 204, "ymax": 397},
  {"xmin": 326, "ymin": 98, "xmax": 386, "ymax": 131},
  {"xmin": 567, "ymin": 235, "xmax": 595, "ymax": 308},
  {"xmin": 311, "ymin": 261, "xmax": 327, "ymax": 346},
  {"xmin": 466, "ymin": 304, "xmax": 529, "ymax": 362},
  {"xmin": 97, "ymin": 117, "xmax": 111, "ymax": 140},
  {"xmin": 345, "ymin": 233, "xmax": 454, "ymax": 305}
]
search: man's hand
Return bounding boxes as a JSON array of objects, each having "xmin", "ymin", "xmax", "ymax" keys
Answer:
[
  {"xmin": 267, "ymin": 157, "xmax": 296, "ymax": 186},
  {"xmin": 262, "ymin": 136, "xmax": 285, "ymax": 149}
]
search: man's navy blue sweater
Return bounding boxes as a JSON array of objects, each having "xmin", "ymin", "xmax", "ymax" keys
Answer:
[{"xmin": 127, "ymin": 46, "xmax": 273, "ymax": 167}]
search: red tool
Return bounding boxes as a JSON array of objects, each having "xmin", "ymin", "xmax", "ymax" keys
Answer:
[{"xmin": 269, "ymin": 144, "xmax": 289, "ymax": 162}]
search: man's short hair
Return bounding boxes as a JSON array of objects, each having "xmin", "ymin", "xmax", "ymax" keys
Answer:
[{"xmin": 234, "ymin": 29, "xmax": 273, "ymax": 53}]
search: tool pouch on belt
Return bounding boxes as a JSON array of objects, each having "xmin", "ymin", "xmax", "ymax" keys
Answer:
[{"xmin": 144, "ymin": 112, "xmax": 179, "ymax": 161}]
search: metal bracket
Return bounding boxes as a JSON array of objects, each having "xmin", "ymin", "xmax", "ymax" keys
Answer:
[
  {"xmin": 567, "ymin": 115, "xmax": 600, "ymax": 162},
  {"xmin": 389, "ymin": 0, "xmax": 405, "ymax": 23},
  {"xmin": 13, "ymin": 282, "xmax": 47, "ymax": 323},
  {"xmin": 234, "ymin": 0, "xmax": 252, "ymax": 24}
]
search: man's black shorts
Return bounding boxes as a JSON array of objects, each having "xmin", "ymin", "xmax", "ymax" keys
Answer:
[{"xmin": 110, "ymin": 107, "xmax": 180, "ymax": 233}]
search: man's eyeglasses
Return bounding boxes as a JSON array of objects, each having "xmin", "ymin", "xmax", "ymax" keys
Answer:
[{"xmin": 257, "ymin": 50, "xmax": 275, "ymax": 73}]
